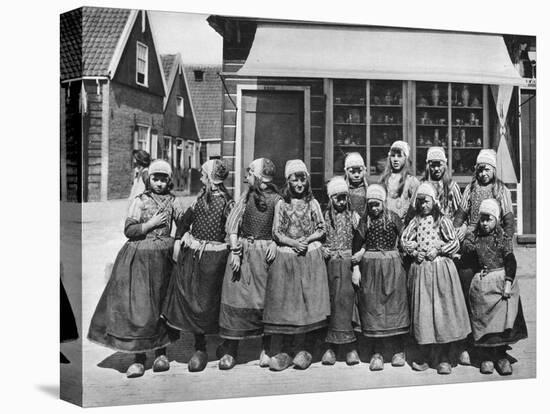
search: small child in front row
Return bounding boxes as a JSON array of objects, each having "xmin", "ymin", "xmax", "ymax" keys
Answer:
[
  {"xmin": 321, "ymin": 176, "xmax": 361, "ymax": 366},
  {"xmin": 401, "ymin": 182, "xmax": 471, "ymax": 374},
  {"xmin": 263, "ymin": 160, "xmax": 330, "ymax": 371},
  {"xmin": 353, "ymin": 184, "xmax": 409, "ymax": 371},
  {"xmin": 462, "ymin": 199, "xmax": 528, "ymax": 375}
]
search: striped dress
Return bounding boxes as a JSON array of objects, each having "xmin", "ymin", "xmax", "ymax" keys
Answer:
[
  {"xmin": 402, "ymin": 214, "xmax": 471, "ymax": 344},
  {"xmin": 453, "ymin": 182, "xmax": 514, "ymax": 237}
]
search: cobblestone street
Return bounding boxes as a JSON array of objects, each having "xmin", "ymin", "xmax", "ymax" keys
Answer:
[{"xmin": 60, "ymin": 199, "xmax": 536, "ymax": 407}]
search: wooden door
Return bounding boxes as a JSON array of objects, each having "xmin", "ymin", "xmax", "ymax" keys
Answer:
[
  {"xmin": 241, "ymin": 90, "xmax": 304, "ymax": 189},
  {"xmin": 521, "ymin": 90, "xmax": 536, "ymax": 234}
]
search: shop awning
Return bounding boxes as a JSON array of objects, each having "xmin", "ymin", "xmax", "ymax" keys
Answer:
[{"xmin": 237, "ymin": 23, "xmax": 523, "ymax": 85}]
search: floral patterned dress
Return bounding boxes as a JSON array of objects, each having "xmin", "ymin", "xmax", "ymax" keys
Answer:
[{"xmin": 401, "ymin": 214, "xmax": 471, "ymax": 344}]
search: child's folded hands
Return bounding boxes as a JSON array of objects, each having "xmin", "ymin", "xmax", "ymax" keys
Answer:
[{"xmin": 265, "ymin": 241, "xmax": 277, "ymax": 263}]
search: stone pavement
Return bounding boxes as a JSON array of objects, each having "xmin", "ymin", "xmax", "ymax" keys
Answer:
[{"xmin": 60, "ymin": 199, "xmax": 536, "ymax": 407}]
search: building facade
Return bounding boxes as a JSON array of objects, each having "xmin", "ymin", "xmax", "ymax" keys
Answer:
[{"xmin": 208, "ymin": 16, "xmax": 536, "ymax": 237}]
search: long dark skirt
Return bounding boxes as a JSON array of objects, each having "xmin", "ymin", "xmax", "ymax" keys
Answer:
[
  {"xmin": 219, "ymin": 239, "xmax": 271, "ymax": 339},
  {"xmin": 358, "ymin": 250, "xmax": 410, "ymax": 338},
  {"xmin": 409, "ymin": 256, "xmax": 471, "ymax": 345},
  {"xmin": 163, "ymin": 242, "xmax": 229, "ymax": 335},
  {"xmin": 263, "ymin": 243, "xmax": 330, "ymax": 335},
  {"xmin": 469, "ymin": 269, "xmax": 528, "ymax": 347},
  {"xmin": 325, "ymin": 252, "xmax": 358, "ymax": 344},
  {"xmin": 88, "ymin": 237, "xmax": 177, "ymax": 352}
]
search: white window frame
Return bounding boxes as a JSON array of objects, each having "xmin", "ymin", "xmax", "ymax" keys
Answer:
[
  {"xmin": 133, "ymin": 124, "xmax": 151, "ymax": 152},
  {"xmin": 136, "ymin": 42, "xmax": 149, "ymax": 87},
  {"xmin": 161, "ymin": 136, "xmax": 172, "ymax": 162},
  {"xmin": 176, "ymin": 96, "xmax": 184, "ymax": 118},
  {"xmin": 150, "ymin": 131, "xmax": 158, "ymax": 159},
  {"xmin": 175, "ymin": 138, "xmax": 184, "ymax": 169}
]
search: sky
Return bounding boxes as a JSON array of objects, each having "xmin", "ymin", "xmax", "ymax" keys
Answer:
[{"xmin": 149, "ymin": 10, "xmax": 222, "ymax": 65}]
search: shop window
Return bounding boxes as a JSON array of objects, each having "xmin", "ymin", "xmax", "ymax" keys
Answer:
[
  {"xmin": 368, "ymin": 80, "xmax": 405, "ymax": 175},
  {"xmin": 136, "ymin": 42, "xmax": 148, "ymax": 86},
  {"xmin": 415, "ymin": 82, "xmax": 486, "ymax": 176},
  {"xmin": 330, "ymin": 79, "xmax": 488, "ymax": 180}
]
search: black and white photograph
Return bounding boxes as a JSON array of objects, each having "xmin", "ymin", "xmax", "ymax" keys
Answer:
[
  {"xmin": 57, "ymin": 1, "xmax": 540, "ymax": 408},
  {"xmin": 7, "ymin": 0, "xmax": 545, "ymax": 412}
]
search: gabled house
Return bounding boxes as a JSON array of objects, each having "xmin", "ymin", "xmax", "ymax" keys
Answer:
[
  {"xmin": 60, "ymin": 7, "xmax": 167, "ymax": 201},
  {"xmin": 183, "ymin": 65, "xmax": 223, "ymax": 162},
  {"xmin": 160, "ymin": 53, "xmax": 201, "ymax": 194}
]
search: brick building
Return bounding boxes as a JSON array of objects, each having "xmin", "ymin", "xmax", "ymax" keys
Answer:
[
  {"xmin": 60, "ymin": 7, "xmax": 167, "ymax": 201},
  {"xmin": 160, "ymin": 53, "xmax": 201, "ymax": 194}
]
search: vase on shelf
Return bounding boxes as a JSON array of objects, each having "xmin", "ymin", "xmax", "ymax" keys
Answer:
[
  {"xmin": 461, "ymin": 85, "xmax": 470, "ymax": 107},
  {"xmin": 384, "ymin": 90, "xmax": 393, "ymax": 105},
  {"xmin": 431, "ymin": 84, "xmax": 440, "ymax": 106},
  {"xmin": 434, "ymin": 129, "xmax": 440, "ymax": 145}
]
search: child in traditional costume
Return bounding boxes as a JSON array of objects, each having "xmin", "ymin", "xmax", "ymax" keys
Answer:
[
  {"xmin": 454, "ymin": 149, "xmax": 515, "ymax": 238},
  {"xmin": 344, "ymin": 152, "xmax": 369, "ymax": 217},
  {"xmin": 88, "ymin": 160, "xmax": 184, "ymax": 378},
  {"xmin": 162, "ymin": 159, "xmax": 233, "ymax": 372},
  {"xmin": 264, "ymin": 160, "xmax": 330, "ymax": 371},
  {"xmin": 453, "ymin": 149, "xmax": 515, "ymax": 364},
  {"xmin": 462, "ymin": 199, "xmax": 527, "ymax": 375},
  {"xmin": 402, "ymin": 182, "xmax": 471, "ymax": 374},
  {"xmin": 353, "ymin": 184, "xmax": 409, "ymax": 370},
  {"xmin": 406, "ymin": 146, "xmax": 462, "ymax": 224},
  {"xmin": 320, "ymin": 176, "xmax": 361, "ymax": 366},
  {"xmin": 217, "ymin": 158, "xmax": 282, "ymax": 370},
  {"xmin": 380, "ymin": 140, "xmax": 420, "ymax": 221}
]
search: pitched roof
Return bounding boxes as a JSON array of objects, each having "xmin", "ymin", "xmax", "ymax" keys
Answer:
[
  {"xmin": 60, "ymin": 7, "xmax": 132, "ymax": 80},
  {"xmin": 160, "ymin": 54, "xmax": 177, "ymax": 82},
  {"xmin": 183, "ymin": 65, "xmax": 223, "ymax": 141}
]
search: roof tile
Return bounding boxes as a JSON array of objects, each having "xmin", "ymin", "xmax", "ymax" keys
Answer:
[
  {"xmin": 184, "ymin": 65, "xmax": 223, "ymax": 141},
  {"xmin": 60, "ymin": 7, "xmax": 131, "ymax": 80}
]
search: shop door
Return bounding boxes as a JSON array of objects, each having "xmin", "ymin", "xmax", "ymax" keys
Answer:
[
  {"xmin": 521, "ymin": 90, "xmax": 536, "ymax": 234},
  {"xmin": 241, "ymin": 90, "xmax": 304, "ymax": 189}
]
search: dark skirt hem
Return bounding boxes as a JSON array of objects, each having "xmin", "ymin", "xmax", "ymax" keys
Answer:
[
  {"xmin": 219, "ymin": 328, "xmax": 264, "ymax": 340},
  {"xmin": 264, "ymin": 319, "xmax": 328, "ymax": 335},
  {"xmin": 473, "ymin": 301, "xmax": 528, "ymax": 347},
  {"xmin": 361, "ymin": 325, "xmax": 410, "ymax": 338},
  {"xmin": 162, "ymin": 316, "xmax": 219, "ymax": 336},
  {"xmin": 326, "ymin": 329, "xmax": 357, "ymax": 344},
  {"xmin": 219, "ymin": 303, "xmax": 264, "ymax": 340},
  {"xmin": 415, "ymin": 333, "xmax": 470, "ymax": 345},
  {"xmin": 87, "ymin": 329, "xmax": 177, "ymax": 353}
]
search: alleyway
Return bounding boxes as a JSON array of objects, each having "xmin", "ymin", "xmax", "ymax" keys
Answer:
[{"xmin": 60, "ymin": 199, "xmax": 536, "ymax": 407}]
